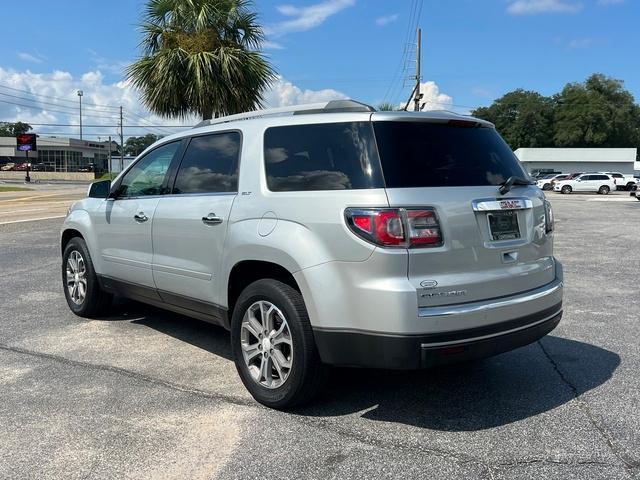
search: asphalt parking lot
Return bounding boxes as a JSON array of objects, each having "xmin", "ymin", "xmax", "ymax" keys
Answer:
[{"xmin": 0, "ymin": 192, "xmax": 638, "ymax": 479}]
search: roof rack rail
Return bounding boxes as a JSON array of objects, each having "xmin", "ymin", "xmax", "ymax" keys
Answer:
[{"xmin": 194, "ymin": 99, "xmax": 375, "ymax": 128}]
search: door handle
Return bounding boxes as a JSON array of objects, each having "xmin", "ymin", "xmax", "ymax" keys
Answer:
[
  {"xmin": 134, "ymin": 212, "xmax": 149, "ymax": 223},
  {"xmin": 202, "ymin": 213, "xmax": 223, "ymax": 226}
]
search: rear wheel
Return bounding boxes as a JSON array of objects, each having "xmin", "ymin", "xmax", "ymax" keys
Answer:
[
  {"xmin": 561, "ymin": 185, "xmax": 572, "ymax": 194},
  {"xmin": 598, "ymin": 185, "xmax": 610, "ymax": 195},
  {"xmin": 542, "ymin": 183, "xmax": 552, "ymax": 191},
  {"xmin": 62, "ymin": 237, "xmax": 112, "ymax": 317},
  {"xmin": 231, "ymin": 279, "xmax": 328, "ymax": 409}
]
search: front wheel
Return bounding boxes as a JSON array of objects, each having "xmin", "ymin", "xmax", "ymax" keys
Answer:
[
  {"xmin": 62, "ymin": 237, "xmax": 112, "ymax": 317},
  {"xmin": 561, "ymin": 185, "xmax": 572, "ymax": 194},
  {"xmin": 598, "ymin": 185, "xmax": 610, "ymax": 195},
  {"xmin": 231, "ymin": 279, "xmax": 328, "ymax": 409}
]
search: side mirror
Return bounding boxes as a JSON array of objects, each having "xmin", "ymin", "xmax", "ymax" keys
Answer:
[{"xmin": 87, "ymin": 180, "xmax": 111, "ymax": 199}]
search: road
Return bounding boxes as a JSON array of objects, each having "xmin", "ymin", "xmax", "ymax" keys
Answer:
[
  {"xmin": 0, "ymin": 195, "xmax": 638, "ymax": 479},
  {"xmin": 0, "ymin": 183, "xmax": 86, "ymax": 225}
]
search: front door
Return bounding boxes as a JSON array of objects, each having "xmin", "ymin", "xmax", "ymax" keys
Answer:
[
  {"xmin": 93, "ymin": 141, "xmax": 181, "ymax": 290},
  {"xmin": 152, "ymin": 132, "xmax": 241, "ymax": 313}
]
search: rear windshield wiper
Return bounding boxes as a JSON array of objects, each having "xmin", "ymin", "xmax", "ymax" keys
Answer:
[{"xmin": 499, "ymin": 176, "xmax": 535, "ymax": 195}]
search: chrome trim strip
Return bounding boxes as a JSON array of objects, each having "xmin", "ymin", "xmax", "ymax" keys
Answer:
[
  {"xmin": 418, "ymin": 277, "xmax": 563, "ymax": 318},
  {"xmin": 152, "ymin": 263, "xmax": 213, "ymax": 281},
  {"xmin": 102, "ymin": 255, "xmax": 151, "ymax": 270},
  {"xmin": 420, "ymin": 309, "xmax": 562, "ymax": 348},
  {"xmin": 472, "ymin": 197, "xmax": 533, "ymax": 212}
]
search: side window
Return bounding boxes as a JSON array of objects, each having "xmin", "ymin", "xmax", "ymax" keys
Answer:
[
  {"xmin": 173, "ymin": 132, "xmax": 241, "ymax": 194},
  {"xmin": 580, "ymin": 175, "xmax": 592, "ymax": 181},
  {"xmin": 118, "ymin": 142, "xmax": 180, "ymax": 198},
  {"xmin": 263, "ymin": 122, "xmax": 384, "ymax": 192}
]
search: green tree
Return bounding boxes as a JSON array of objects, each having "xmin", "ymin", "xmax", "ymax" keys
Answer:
[
  {"xmin": 0, "ymin": 122, "xmax": 32, "ymax": 136},
  {"xmin": 554, "ymin": 73, "xmax": 640, "ymax": 147},
  {"xmin": 124, "ymin": 134, "xmax": 161, "ymax": 156},
  {"xmin": 472, "ymin": 90, "xmax": 555, "ymax": 149},
  {"xmin": 126, "ymin": 0, "xmax": 276, "ymax": 121}
]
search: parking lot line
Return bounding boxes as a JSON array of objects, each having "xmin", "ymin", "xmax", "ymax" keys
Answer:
[{"xmin": 0, "ymin": 215, "xmax": 66, "ymax": 225}]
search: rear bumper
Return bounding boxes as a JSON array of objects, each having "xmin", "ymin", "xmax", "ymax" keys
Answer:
[{"xmin": 314, "ymin": 307, "xmax": 562, "ymax": 369}]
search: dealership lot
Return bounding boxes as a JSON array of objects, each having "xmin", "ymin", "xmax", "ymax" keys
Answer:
[{"xmin": 0, "ymin": 194, "xmax": 638, "ymax": 479}]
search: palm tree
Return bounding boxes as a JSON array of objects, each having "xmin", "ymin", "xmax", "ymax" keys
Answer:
[
  {"xmin": 127, "ymin": 0, "xmax": 276, "ymax": 121},
  {"xmin": 377, "ymin": 102, "xmax": 396, "ymax": 111}
]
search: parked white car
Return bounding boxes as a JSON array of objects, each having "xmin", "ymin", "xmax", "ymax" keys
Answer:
[
  {"xmin": 599, "ymin": 172, "xmax": 638, "ymax": 191},
  {"xmin": 554, "ymin": 173, "xmax": 616, "ymax": 195},
  {"xmin": 537, "ymin": 174, "xmax": 569, "ymax": 191}
]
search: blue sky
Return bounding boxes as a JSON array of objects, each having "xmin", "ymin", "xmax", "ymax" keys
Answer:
[{"xmin": 0, "ymin": 0, "xmax": 637, "ymax": 138}]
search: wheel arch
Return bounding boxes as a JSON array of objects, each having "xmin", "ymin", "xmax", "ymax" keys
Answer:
[{"xmin": 227, "ymin": 260, "xmax": 301, "ymax": 317}]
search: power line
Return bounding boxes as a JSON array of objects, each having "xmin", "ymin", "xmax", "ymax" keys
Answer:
[
  {"xmin": 0, "ymin": 83, "xmax": 120, "ymax": 110},
  {"xmin": 0, "ymin": 98, "xmax": 117, "ymax": 119}
]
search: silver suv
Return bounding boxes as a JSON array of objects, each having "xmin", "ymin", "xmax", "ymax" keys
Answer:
[{"xmin": 61, "ymin": 100, "xmax": 564, "ymax": 408}]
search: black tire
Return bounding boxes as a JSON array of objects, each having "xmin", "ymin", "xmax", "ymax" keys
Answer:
[
  {"xmin": 62, "ymin": 237, "xmax": 112, "ymax": 317},
  {"xmin": 561, "ymin": 185, "xmax": 572, "ymax": 194},
  {"xmin": 626, "ymin": 183, "xmax": 635, "ymax": 191},
  {"xmin": 542, "ymin": 183, "xmax": 552, "ymax": 191},
  {"xmin": 598, "ymin": 185, "xmax": 610, "ymax": 195},
  {"xmin": 231, "ymin": 279, "xmax": 328, "ymax": 409}
]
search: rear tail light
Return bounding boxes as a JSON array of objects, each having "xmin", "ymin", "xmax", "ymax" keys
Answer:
[{"xmin": 345, "ymin": 208, "xmax": 442, "ymax": 248}]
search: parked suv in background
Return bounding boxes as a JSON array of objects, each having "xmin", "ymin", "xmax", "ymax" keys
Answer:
[
  {"xmin": 599, "ymin": 172, "xmax": 638, "ymax": 191},
  {"xmin": 554, "ymin": 173, "xmax": 616, "ymax": 195},
  {"xmin": 61, "ymin": 100, "xmax": 564, "ymax": 408},
  {"xmin": 537, "ymin": 174, "xmax": 568, "ymax": 191}
]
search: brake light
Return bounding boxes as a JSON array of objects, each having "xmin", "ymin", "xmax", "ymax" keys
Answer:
[{"xmin": 345, "ymin": 208, "xmax": 442, "ymax": 248}]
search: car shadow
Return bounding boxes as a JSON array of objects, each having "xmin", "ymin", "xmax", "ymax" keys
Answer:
[
  {"xmin": 100, "ymin": 297, "xmax": 233, "ymax": 361},
  {"xmin": 95, "ymin": 301, "xmax": 619, "ymax": 430},
  {"xmin": 294, "ymin": 336, "xmax": 619, "ymax": 431}
]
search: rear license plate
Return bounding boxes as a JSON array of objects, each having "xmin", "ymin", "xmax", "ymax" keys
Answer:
[{"xmin": 488, "ymin": 211, "xmax": 520, "ymax": 241}]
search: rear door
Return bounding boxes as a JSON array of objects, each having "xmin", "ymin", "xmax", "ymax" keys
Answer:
[
  {"xmin": 372, "ymin": 117, "xmax": 555, "ymax": 307},
  {"xmin": 151, "ymin": 131, "xmax": 241, "ymax": 312}
]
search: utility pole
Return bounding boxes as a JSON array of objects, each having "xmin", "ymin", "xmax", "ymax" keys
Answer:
[
  {"xmin": 414, "ymin": 28, "xmax": 422, "ymax": 112},
  {"xmin": 77, "ymin": 90, "xmax": 84, "ymax": 140},
  {"xmin": 108, "ymin": 135, "xmax": 112, "ymax": 178},
  {"xmin": 119, "ymin": 106, "xmax": 124, "ymax": 172}
]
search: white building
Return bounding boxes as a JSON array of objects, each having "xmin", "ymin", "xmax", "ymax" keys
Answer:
[
  {"xmin": 0, "ymin": 136, "xmax": 117, "ymax": 172},
  {"xmin": 514, "ymin": 148, "xmax": 637, "ymax": 176}
]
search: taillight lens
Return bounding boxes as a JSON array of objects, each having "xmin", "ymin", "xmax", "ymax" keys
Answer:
[
  {"xmin": 544, "ymin": 200, "xmax": 554, "ymax": 233},
  {"xmin": 345, "ymin": 208, "xmax": 442, "ymax": 248}
]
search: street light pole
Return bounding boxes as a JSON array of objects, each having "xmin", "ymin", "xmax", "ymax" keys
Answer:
[{"xmin": 77, "ymin": 90, "xmax": 83, "ymax": 140}]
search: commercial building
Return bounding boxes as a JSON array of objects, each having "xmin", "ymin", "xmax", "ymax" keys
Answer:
[
  {"xmin": 0, "ymin": 136, "xmax": 117, "ymax": 172},
  {"xmin": 515, "ymin": 148, "xmax": 638, "ymax": 176}
]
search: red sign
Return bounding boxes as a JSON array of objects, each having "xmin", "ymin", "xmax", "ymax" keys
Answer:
[{"xmin": 16, "ymin": 134, "xmax": 37, "ymax": 152}]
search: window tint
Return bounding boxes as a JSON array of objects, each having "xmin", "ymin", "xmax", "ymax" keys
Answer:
[
  {"xmin": 264, "ymin": 122, "xmax": 384, "ymax": 192},
  {"xmin": 612, "ymin": 174, "xmax": 624, "ymax": 178},
  {"xmin": 596, "ymin": 175, "xmax": 610, "ymax": 180},
  {"xmin": 580, "ymin": 175, "xmax": 592, "ymax": 181},
  {"xmin": 118, "ymin": 141, "xmax": 179, "ymax": 198},
  {"xmin": 373, "ymin": 122, "xmax": 528, "ymax": 188},
  {"xmin": 173, "ymin": 132, "xmax": 240, "ymax": 194}
]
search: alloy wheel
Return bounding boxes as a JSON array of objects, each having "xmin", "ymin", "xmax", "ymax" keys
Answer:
[
  {"xmin": 66, "ymin": 250, "xmax": 87, "ymax": 305},
  {"xmin": 240, "ymin": 301, "xmax": 293, "ymax": 389}
]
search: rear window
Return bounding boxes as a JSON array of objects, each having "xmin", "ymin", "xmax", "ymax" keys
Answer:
[
  {"xmin": 373, "ymin": 121, "xmax": 527, "ymax": 188},
  {"xmin": 264, "ymin": 122, "xmax": 384, "ymax": 192}
]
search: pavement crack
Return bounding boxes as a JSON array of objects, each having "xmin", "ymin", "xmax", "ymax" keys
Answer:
[
  {"xmin": 0, "ymin": 343, "xmax": 256, "ymax": 409},
  {"xmin": 538, "ymin": 340, "xmax": 638, "ymax": 473}
]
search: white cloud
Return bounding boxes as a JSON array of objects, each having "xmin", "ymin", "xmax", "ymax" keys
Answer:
[
  {"xmin": 507, "ymin": 0, "xmax": 582, "ymax": 15},
  {"xmin": 265, "ymin": 0, "xmax": 355, "ymax": 37},
  {"xmin": 17, "ymin": 52, "xmax": 45, "ymax": 64},
  {"xmin": 375, "ymin": 14, "xmax": 399, "ymax": 26},
  {"xmin": 0, "ymin": 67, "xmax": 349, "ymax": 140},
  {"xmin": 262, "ymin": 40, "xmax": 285, "ymax": 50},
  {"xmin": 398, "ymin": 81, "xmax": 453, "ymax": 111},
  {"xmin": 263, "ymin": 76, "xmax": 347, "ymax": 107},
  {"xmin": 87, "ymin": 49, "xmax": 129, "ymax": 76}
]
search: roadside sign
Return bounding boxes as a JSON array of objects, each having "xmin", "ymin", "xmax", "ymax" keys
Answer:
[{"xmin": 16, "ymin": 134, "xmax": 37, "ymax": 152}]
